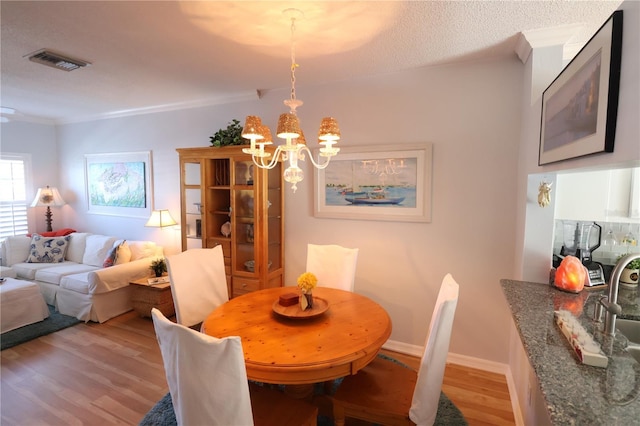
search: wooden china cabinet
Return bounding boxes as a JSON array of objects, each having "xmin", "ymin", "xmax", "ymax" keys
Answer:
[{"xmin": 176, "ymin": 146, "xmax": 284, "ymax": 298}]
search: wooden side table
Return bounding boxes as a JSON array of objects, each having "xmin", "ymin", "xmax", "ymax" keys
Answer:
[{"xmin": 129, "ymin": 277, "xmax": 175, "ymax": 318}]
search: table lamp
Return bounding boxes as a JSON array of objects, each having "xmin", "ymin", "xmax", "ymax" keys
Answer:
[
  {"xmin": 145, "ymin": 209, "xmax": 177, "ymax": 228},
  {"xmin": 30, "ymin": 186, "xmax": 66, "ymax": 232}
]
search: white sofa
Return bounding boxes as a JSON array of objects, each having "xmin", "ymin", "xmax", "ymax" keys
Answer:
[{"xmin": 0, "ymin": 233, "xmax": 163, "ymax": 322}]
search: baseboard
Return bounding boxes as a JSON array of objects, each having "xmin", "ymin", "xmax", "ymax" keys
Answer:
[
  {"xmin": 505, "ymin": 366, "xmax": 526, "ymax": 426},
  {"xmin": 382, "ymin": 339, "xmax": 524, "ymax": 425},
  {"xmin": 382, "ymin": 339, "xmax": 508, "ymax": 374}
]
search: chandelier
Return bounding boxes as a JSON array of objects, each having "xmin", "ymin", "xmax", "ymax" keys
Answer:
[{"xmin": 241, "ymin": 9, "xmax": 340, "ymax": 192}]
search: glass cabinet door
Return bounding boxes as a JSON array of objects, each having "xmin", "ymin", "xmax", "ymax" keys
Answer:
[
  {"xmin": 234, "ymin": 160, "xmax": 255, "ymax": 274},
  {"xmin": 267, "ymin": 166, "xmax": 282, "ymax": 272},
  {"xmin": 184, "ymin": 162, "xmax": 202, "ymax": 249}
]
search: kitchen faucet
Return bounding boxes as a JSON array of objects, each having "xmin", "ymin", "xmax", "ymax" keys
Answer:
[{"xmin": 599, "ymin": 252, "xmax": 640, "ymax": 336}]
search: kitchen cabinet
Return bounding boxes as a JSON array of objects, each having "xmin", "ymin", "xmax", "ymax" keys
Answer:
[
  {"xmin": 555, "ymin": 167, "xmax": 640, "ymax": 222},
  {"xmin": 176, "ymin": 146, "xmax": 284, "ymax": 297}
]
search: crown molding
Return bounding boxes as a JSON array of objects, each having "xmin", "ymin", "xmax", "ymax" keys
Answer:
[{"xmin": 514, "ymin": 23, "xmax": 585, "ymax": 64}]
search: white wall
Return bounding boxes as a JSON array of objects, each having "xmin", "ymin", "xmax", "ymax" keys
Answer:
[
  {"xmin": 517, "ymin": 0, "xmax": 640, "ymax": 284},
  {"xmin": 50, "ymin": 56, "xmax": 524, "ymax": 364},
  {"xmin": 0, "ymin": 121, "xmax": 61, "ymax": 234},
  {"xmin": 510, "ymin": 1, "xmax": 639, "ymax": 421}
]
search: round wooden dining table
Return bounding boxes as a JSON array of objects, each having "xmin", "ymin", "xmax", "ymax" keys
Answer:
[{"xmin": 202, "ymin": 286, "xmax": 392, "ymax": 389}]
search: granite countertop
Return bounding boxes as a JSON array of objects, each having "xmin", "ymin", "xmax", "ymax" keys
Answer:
[{"xmin": 501, "ymin": 279, "xmax": 640, "ymax": 425}]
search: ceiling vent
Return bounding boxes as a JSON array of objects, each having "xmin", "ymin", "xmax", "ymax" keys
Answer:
[{"xmin": 25, "ymin": 49, "xmax": 91, "ymax": 71}]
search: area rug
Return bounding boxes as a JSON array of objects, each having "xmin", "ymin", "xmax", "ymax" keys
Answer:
[
  {"xmin": 1, "ymin": 305, "xmax": 81, "ymax": 351},
  {"xmin": 140, "ymin": 390, "xmax": 467, "ymax": 426}
]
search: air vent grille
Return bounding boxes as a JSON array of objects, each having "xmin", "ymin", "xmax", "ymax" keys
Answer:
[{"xmin": 26, "ymin": 49, "xmax": 90, "ymax": 72}]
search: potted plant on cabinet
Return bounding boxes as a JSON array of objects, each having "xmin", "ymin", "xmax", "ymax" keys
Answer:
[
  {"xmin": 209, "ymin": 119, "xmax": 246, "ymax": 147},
  {"xmin": 150, "ymin": 258, "xmax": 167, "ymax": 277},
  {"xmin": 616, "ymin": 254, "xmax": 640, "ymax": 288}
]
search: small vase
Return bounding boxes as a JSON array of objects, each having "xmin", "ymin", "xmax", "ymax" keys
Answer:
[
  {"xmin": 300, "ymin": 292, "xmax": 313, "ymax": 310},
  {"xmin": 620, "ymin": 268, "xmax": 639, "ymax": 288}
]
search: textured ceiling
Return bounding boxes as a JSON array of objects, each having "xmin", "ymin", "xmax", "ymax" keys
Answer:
[{"xmin": 0, "ymin": 1, "xmax": 622, "ymax": 124}]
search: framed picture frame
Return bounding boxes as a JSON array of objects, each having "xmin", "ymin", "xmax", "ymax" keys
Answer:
[
  {"xmin": 314, "ymin": 143, "xmax": 432, "ymax": 222},
  {"xmin": 538, "ymin": 10, "xmax": 623, "ymax": 166},
  {"xmin": 85, "ymin": 151, "xmax": 153, "ymax": 218}
]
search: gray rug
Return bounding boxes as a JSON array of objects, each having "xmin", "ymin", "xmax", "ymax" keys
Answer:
[
  {"xmin": 140, "ymin": 390, "xmax": 467, "ymax": 426},
  {"xmin": 1, "ymin": 305, "xmax": 81, "ymax": 351},
  {"xmin": 140, "ymin": 354, "xmax": 468, "ymax": 425}
]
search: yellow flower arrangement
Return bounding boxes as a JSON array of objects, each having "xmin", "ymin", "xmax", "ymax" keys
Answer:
[{"xmin": 297, "ymin": 272, "xmax": 318, "ymax": 294}]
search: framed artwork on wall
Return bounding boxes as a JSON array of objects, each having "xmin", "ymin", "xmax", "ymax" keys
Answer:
[
  {"xmin": 314, "ymin": 143, "xmax": 432, "ymax": 222},
  {"xmin": 538, "ymin": 10, "xmax": 623, "ymax": 166},
  {"xmin": 85, "ymin": 151, "xmax": 153, "ymax": 218}
]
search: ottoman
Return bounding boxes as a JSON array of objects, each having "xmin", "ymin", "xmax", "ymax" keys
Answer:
[{"xmin": 1, "ymin": 278, "xmax": 50, "ymax": 333}]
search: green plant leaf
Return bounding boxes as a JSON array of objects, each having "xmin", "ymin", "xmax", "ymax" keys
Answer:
[{"xmin": 209, "ymin": 119, "xmax": 248, "ymax": 147}]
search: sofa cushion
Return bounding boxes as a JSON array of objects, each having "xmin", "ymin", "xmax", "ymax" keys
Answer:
[
  {"xmin": 34, "ymin": 263, "xmax": 100, "ymax": 285},
  {"xmin": 2, "ymin": 236, "xmax": 31, "ymax": 266},
  {"xmin": 60, "ymin": 272, "xmax": 91, "ymax": 295},
  {"xmin": 67, "ymin": 232, "xmax": 91, "ymax": 263},
  {"xmin": 12, "ymin": 261, "xmax": 76, "ymax": 280},
  {"xmin": 128, "ymin": 241, "xmax": 158, "ymax": 260},
  {"xmin": 26, "ymin": 234, "xmax": 71, "ymax": 263},
  {"xmin": 83, "ymin": 235, "xmax": 117, "ymax": 267}
]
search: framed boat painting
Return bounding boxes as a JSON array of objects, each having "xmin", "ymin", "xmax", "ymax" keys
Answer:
[
  {"xmin": 314, "ymin": 143, "xmax": 432, "ymax": 222},
  {"xmin": 85, "ymin": 151, "xmax": 153, "ymax": 218},
  {"xmin": 538, "ymin": 10, "xmax": 623, "ymax": 165}
]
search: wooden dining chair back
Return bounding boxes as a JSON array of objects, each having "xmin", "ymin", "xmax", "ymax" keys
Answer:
[
  {"xmin": 332, "ymin": 273, "xmax": 460, "ymax": 426},
  {"xmin": 306, "ymin": 244, "xmax": 359, "ymax": 291},
  {"xmin": 151, "ymin": 308, "xmax": 318, "ymax": 426},
  {"xmin": 166, "ymin": 246, "xmax": 228, "ymax": 328}
]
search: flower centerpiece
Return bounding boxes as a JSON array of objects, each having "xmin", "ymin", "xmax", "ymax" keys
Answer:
[{"xmin": 297, "ymin": 272, "xmax": 318, "ymax": 310}]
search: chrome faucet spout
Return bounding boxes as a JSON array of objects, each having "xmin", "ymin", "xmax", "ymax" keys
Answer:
[{"xmin": 601, "ymin": 253, "xmax": 640, "ymax": 336}]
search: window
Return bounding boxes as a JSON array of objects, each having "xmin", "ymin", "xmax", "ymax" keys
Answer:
[{"xmin": 0, "ymin": 154, "xmax": 31, "ymax": 238}]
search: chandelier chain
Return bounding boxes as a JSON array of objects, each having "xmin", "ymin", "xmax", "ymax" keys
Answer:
[{"xmin": 289, "ymin": 16, "xmax": 297, "ymax": 104}]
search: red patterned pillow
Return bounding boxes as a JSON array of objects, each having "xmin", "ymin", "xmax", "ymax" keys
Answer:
[
  {"xmin": 27, "ymin": 228, "xmax": 76, "ymax": 237},
  {"xmin": 103, "ymin": 240, "xmax": 126, "ymax": 268}
]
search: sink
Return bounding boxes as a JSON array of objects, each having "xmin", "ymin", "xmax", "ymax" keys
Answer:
[
  {"xmin": 617, "ymin": 319, "xmax": 640, "ymax": 363},
  {"xmin": 617, "ymin": 319, "xmax": 640, "ymax": 344}
]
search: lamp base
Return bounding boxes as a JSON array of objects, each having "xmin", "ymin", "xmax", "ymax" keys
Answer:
[{"xmin": 45, "ymin": 206, "xmax": 53, "ymax": 232}]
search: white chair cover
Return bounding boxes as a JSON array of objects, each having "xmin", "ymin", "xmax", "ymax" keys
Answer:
[
  {"xmin": 151, "ymin": 308, "xmax": 254, "ymax": 426},
  {"xmin": 409, "ymin": 273, "xmax": 460, "ymax": 425},
  {"xmin": 306, "ymin": 244, "xmax": 359, "ymax": 291},
  {"xmin": 166, "ymin": 246, "xmax": 229, "ymax": 328}
]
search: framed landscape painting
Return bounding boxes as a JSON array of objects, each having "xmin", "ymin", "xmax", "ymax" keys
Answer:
[
  {"xmin": 314, "ymin": 143, "xmax": 432, "ymax": 222},
  {"xmin": 85, "ymin": 151, "xmax": 153, "ymax": 218},
  {"xmin": 538, "ymin": 10, "xmax": 623, "ymax": 165}
]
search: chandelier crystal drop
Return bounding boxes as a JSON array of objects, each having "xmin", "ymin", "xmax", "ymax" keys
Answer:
[{"xmin": 242, "ymin": 8, "xmax": 341, "ymax": 192}]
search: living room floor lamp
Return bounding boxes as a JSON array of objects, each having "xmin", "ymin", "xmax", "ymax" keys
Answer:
[{"xmin": 30, "ymin": 186, "xmax": 66, "ymax": 232}]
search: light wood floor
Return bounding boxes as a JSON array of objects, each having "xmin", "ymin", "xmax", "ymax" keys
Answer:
[{"xmin": 1, "ymin": 311, "xmax": 515, "ymax": 425}]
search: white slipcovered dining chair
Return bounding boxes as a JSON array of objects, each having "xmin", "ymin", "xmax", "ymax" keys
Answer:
[
  {"xmin": 306, "ymin": 244, "xmax": 359, "ymax": 291},
  {"xmin": 151, "ymin": 308, "xmax": 318, "ymax": 426},
  {"xmin": 166, "ymin": 246, "xmax": 228, "ymax": 328},
  {"xmin": 332, "ymin": 273, "xmax": 460, "ymax": 426}
]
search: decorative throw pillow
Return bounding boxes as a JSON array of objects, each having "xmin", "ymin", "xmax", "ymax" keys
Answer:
[
  {"xmin": 103, "ymin": 243, "xmax": 120, "ymax": 268},
  {"xmin": 115, "ymin": 241, "xmax": 131, "ymax": 264},
  {"xmin": 26, "ymin": 234, "xmax": 71, "ymax": 263}
]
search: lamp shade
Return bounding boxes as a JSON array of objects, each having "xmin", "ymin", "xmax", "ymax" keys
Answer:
[
  {"xmin": 145, "ymin": 209, "xmax": 177, "ymax": 228},
  {"xmin": 31, "ymin": 186, "xmax": 66, "ymax": 207}
]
